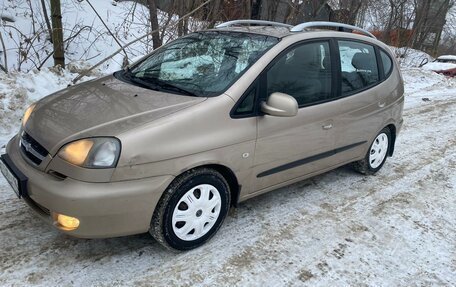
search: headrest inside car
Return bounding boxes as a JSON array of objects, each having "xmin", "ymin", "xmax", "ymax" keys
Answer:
[{"xmin": 352, "ymin": 52, "xmax": 376, "ymax": 71}]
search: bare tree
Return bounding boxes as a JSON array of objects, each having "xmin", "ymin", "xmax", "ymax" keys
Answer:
[
  {"xmin": 332, "ymin": 0, "xmax": 364, "ymax": 25},
  {"xmin": 175, "ymin": 1, "xmax": 190, "ymax": 36},
  {"xmin": 73, "ymin": 0, "xmax": 213, "ymax": 84},
  {"xmin": 381, "ymin": 0, "xmax": 412, "ymax": 44},
  {"xmin": 40, "ymin": 0, "xmax": 53, "ymax": 43},
  {"xmin": 0, "ymin": 33, "xmax": 7, "ymax": 72},
  {"xmin": 412, "ymin": 0, "xmax": 453, "ymax": 55},
  {"xmin": 437, "ymin": 4, "xmax": 456, "ymax": 55},
  {"xmin": 208, "ymin": 0, "xmax": 223, "ymax": 27},
  {"xmin": 244, "ymin": 0, "xmax": 252, "ymax": 19},
  {"xmin": 50, "ymin": 0, "xmax": 65, "ymax": 67},
  {"xmin": 147, "ymin": 0, "xmax": 162, "ymax": 49}
]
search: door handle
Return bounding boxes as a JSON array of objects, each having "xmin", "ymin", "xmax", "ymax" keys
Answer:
[
  {"xmin": 378, "ymin": 102, "xmax": 386, "ymax": 108},
  {"xmin": 322, "ymin": 124, "xmax": 333, "ymax": 130}
]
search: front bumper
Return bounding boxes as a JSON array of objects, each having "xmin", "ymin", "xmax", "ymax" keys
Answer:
[{"xmin": 4, "ymin": 135, "xmax": 174, "ymax": 238}]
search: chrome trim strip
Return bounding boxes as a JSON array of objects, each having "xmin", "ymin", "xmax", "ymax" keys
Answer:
[
  {"xmin": 291, "ymin": 21, "xmax": 376, "ymax": 39},
  {"xmin": 216, "ymin": 20, "xmax": 293, "ymax": 29}
]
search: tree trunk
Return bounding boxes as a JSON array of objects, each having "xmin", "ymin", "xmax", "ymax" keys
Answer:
[
  {"xmin": 50, "ymin": 0, "xmax": 65, "ymax": 67},
  {"xmin": 0, "ymin": 32, "xmax": 8, "ymax": 73},
  {"xmin": 176, "ymin": 1, "xmax": 186, "ymax": 37},
  {"xmin": 147, "ymin": 0, "xmax": 162, "ymax": 49},
  {"xmin": 244, "ymin": 0, "xmax": 252, "ymax": 19},
  {"xmin": 40, "ymin": 0, "xmax": 53, "ymax": 43},
  {"xmin": 251, "ymin": 0, "xmax": 262, "ymax": 19},
  {"xmin": 208, "ymin": 0, "xmax": 222, "ymax": 27},
  {"xmin": 412, "ymin": 0, "xmax": 451, "ymax": 54}
]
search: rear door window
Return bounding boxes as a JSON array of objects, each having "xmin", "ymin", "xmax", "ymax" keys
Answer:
[{"xmin": 338, "ymin": 40, "xmax": 379, "ymax": 96}]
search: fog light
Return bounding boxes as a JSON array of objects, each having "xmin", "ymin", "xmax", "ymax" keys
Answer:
[{"xmin": 53, "ymin": 213, "xmax": 80, "ymax": 231}]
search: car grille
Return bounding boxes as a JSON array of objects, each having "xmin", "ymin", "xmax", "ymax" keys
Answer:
[{"xmin": 20, "ymin": 132, "xmax": 49, "ymax": 165}]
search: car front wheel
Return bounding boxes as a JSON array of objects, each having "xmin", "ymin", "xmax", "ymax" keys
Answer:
[{"xmin": 150, "ymin": 168, "xmax": 230, "ymax": 250}]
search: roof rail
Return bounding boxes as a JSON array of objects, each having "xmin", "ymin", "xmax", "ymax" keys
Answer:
[
  {"xmin": 291, "ymin": 21, "xmax": 376, "ymax": 39},
  {"xmin": 216, "ymin": 20, "xmax": 292, "ymax": 29}
]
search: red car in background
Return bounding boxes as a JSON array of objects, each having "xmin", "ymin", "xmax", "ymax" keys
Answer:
[{"xmin": 422, "ymin": 55, "xmax": 456, "ymax": 77}]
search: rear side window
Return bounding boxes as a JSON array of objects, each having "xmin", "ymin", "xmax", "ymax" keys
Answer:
[
  {"xmin": 338, "ymin": 40, "xmax": 379, "ymax": 96},
  {"xmin": 380, "ymin": 50, "xmax": 393, "ymax": 77}
]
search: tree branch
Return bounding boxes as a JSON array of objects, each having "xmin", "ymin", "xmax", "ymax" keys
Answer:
[
  {"xmin": 0, "ymin": 32, "xmax": 8, "ymax": 72},
  {"xmin": 85, "ymin": 0, "xmax": 128, "ymax": 59},
  {"xmin": 40, "ymin": 0, "xmax": 53, "ymax": 43},
  {"xmin": 72, "ymin": 0, "xmax": 213, "ymax": 84}
]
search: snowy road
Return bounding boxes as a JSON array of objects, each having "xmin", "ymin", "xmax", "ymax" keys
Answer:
[{"xmin": 0, "ymin": 68, "xmax": 455, "ymax": 286}]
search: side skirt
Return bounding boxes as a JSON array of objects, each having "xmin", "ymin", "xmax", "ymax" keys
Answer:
[{"xmin": 257, "ymin": 141, "xmax": 366, "ymax": 178}]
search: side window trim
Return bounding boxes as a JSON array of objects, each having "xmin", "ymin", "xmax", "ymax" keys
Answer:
[
  {"xmin": 375, "ymin": 46, "xmax": 386, "ymax": 80},
  {"xmin": 378, "ymin": 48, "xmax": 394, "ymax": 79},
  {"xmin": 231, "ymin": 37, "xmax": 335, "ymax": 118},
  {"xmin": 260, "ymin": 39, "xmax": 334, "ymax": 109},
  {"xmin": 330, "ymin": 38, "xmax": 341, "ymax": 102},
  {"xmin": 230, "ymin": 80, "xmax": 259, "ymax": 118},
  {"xmin": 335, "ymin": 37, "xmax": 388, "ymax": 98},
  {"xmin": 230, "ymin": 37, "xmax": 395, "ymax": 118}
]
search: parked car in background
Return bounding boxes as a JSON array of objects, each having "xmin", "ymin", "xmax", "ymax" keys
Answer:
[
  {"xmin": 0, "ymin": 20, "xmax": 404, "ymax": 250},
  {"xmin": 422, "ymin": 55, "xmax": 456, "ymax": 77}
]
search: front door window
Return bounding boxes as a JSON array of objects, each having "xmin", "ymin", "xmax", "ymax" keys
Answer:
[{"xmin": 266, "ymin": 41, "xmax": 332, "ymax": 107}]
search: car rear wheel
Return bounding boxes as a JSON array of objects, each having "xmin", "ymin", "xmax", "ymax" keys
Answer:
[
  {"xmin": 352, "ymin": 127, "xmax": 391, "ymax": 175},
  {"xmin": 150, "ymin": 168, "xmax": 230, "ymax": 250}
]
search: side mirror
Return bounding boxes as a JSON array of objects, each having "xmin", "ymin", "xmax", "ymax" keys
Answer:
[{"xmin": 261, "ymin": 92, "xmax": 298, "ymax": 117}]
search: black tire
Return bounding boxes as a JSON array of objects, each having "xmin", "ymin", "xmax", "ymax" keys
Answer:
[
  {"xmin": 150, "ymin": 168, "xmax": 230, "ymax": 251},
  {"xmin": 352, "ymin": 127, "xmax": 391, "ymax": 175}
]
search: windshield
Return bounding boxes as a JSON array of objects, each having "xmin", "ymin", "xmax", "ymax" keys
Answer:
[{"xmin": 124, "ymin": 31, "xmax": 279, "ymax": 97}]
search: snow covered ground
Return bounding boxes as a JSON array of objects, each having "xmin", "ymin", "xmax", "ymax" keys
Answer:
[
  {"xmin": 0, "ymin": 67, "xmax": 96, "ymax": 151},
  {"xmin": 0, "ymin": 66, "xmax": 455, "ymax": 285},
  {"xmin": 1, "ymin": 2, "xmax": 455, "ymax": 283}
]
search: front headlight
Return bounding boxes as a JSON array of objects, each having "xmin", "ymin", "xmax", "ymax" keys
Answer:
[
  {"xmin": 22, "ymin": 103, "xmax": 36, "ymax": 127},
  {"xmin": 58, "ymin": 138, "xmax": 121, "ymax": 168}
]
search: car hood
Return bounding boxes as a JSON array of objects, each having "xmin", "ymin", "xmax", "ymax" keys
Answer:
[{"xmin": 24, "ymin": 75, "xmax": 206, "ymax": 155}]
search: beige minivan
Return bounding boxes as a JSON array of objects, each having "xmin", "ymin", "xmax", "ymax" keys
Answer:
[{"xmin": 0, "ymin": 20, "xmax": 404, "ymax": 250}]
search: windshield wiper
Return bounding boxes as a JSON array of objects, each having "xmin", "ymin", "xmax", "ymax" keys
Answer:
[
  {"xmin": 126, "ymin": 74, "xmax": 157, "ymax": 90},
  {"xmin": 130, "ymin": 75, "xmax": 198, "ymax": 97},
  {"xmin": 152, "ymin": 80, "xmax": 198, "ymax": 97}
]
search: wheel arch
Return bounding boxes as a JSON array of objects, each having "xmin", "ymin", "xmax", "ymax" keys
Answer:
[
  {"xmin": 199, "ymin": 164, "xmax": 240, "ymax": 207},
  {"xmin": 386, "ymin": 123, "xmax": 396, "ymax": 156},
  {"xmin": 173, "ymin": 163, "xmax": 241, "ymax": 208}
]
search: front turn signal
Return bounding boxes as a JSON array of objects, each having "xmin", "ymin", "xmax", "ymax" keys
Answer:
[{"xmin": 53, "ymin": 213, "xmax": 80, "ymax": 231}]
